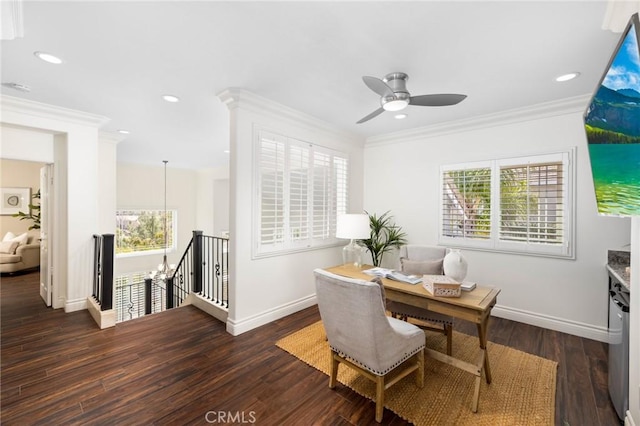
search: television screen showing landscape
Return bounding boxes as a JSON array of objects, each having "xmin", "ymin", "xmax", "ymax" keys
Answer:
[{"xmin": 584, "ymin": 14, "xmax": 640, "ymax": 217}]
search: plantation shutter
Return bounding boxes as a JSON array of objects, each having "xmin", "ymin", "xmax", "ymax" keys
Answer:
[
  {"xmin": 259, "ymin": 133, "xmax": 285, "ymax": 247},
  {"xmin": 441, "ymin": 165, "xmax": 492, "ymax": 241},
  {"xmin": 288, "ymin": 142, "xmax": 310, "ymax": 242},
  {"xmin": 255, "ymin": 129, "xmax": 349, "ymax": 256},
  {"xmin": 497, "ymin": 153, "xmax": 568, "ymax": 253}
]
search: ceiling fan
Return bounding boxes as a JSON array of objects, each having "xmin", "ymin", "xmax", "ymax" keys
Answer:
[{"xmin": 356, "ymin": 72, "xmax": 467, "ymax": 124}]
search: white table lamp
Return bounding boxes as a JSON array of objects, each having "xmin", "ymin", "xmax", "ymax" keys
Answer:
[{"xmin": 336, "ymin": 214, "xmax": 370, "ymax": 268}]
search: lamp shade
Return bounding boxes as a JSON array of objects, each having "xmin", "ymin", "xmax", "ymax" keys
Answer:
[{"xmin": 336, "ymin": 214, "xmax": 370, "ymax": 239}]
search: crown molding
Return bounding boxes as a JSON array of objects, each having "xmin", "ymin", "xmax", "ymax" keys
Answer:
[
  {"xmin": 99, "ymin": 131, "xmax": 126, "ymax": 145},
  {"xmin": 217, "ymin": 88, "xmax": 362, "ymax": 145},
  {"xmin": 1, "ymin": 95, "xmax": 110, "ymax": 128},
  {"xmin": 602, "ymin": 0, "xmax": 640, "ymax": 32},
  {"xmin": 1, "ymin": 0, "xmax": 24, "ymax": 40},
  {"xmin": 366, "ymin": 94, "xmax": 591, "ymax": 146}
]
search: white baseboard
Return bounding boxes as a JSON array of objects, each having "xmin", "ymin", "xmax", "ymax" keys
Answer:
[
  {"xmin": 64, "ymin": 297, "xmax": 87, "ymax": 313},
  {"xmin": 185, "ymin": 293, "xmax": 228, "ymax": 323},
  {"xmin": 226, "ymin": 294, "xmax": 317, "ymax": 336},
  {"xmin": 492, "ymin": 304, "xmax": 608, "ymax": 342},
  {"xmin": 626, "ymin": 410, "xmax": 636, "ymax": 426}
]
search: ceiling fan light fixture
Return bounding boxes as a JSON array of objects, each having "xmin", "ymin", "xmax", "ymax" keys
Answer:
[{"xmin": 382, "ymin": 98, "xmax": 409, "ymax": 112}]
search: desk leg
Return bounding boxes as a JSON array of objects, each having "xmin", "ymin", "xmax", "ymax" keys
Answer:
[{"xmin": 477, "ymin": 316, "xmax": 492, "ymax": 384}]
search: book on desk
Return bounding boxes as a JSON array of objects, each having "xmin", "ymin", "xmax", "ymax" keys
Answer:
[{"xmin": 362, "ymin": 267, "xmax": 422, "ymax": 285}]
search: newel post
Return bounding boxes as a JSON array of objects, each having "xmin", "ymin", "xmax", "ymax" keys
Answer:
[
  {"xmin": 192, "ymin": 230, "xmax": 203, "ymax": 293},
  {"xmin": 144, "ymin": 277, "xmax": 152, "ymax": 315},
  {"xmin": 101, "ymin": 234, "xmax": 114, "ymax": 311}
]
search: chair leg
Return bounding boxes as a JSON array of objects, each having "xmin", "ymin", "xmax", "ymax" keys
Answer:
[
  {"xmin": 445, "ymin": 324, "xmax": 453, "ymax": 356},
  {"xmin": 329, "ymin": 352, "xmax": 339, "ymax": 389},
  {"xmin": 375, "ymin": 375, "xmax": 385, "ymax": 423},
  {"xmin": 416, "ymin": 349, "xmax": 424, "ymax": 388}
]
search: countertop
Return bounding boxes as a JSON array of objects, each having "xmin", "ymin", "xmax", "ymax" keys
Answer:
[{"xmin": 607, "ymin": 249, "xmax": 631, "ymax": 291}]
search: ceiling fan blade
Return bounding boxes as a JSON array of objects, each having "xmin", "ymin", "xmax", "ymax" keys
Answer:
[
  {"xmin": 409, "ymin": 94, "xmax": 467, "ymax": 107},
  {"xmin": 356, "ymin": 107, "xmax": 385, "ymax": 124},
  {"xmin": 362, "ymin": 76, "xmax": 394, "ymax": 98}
]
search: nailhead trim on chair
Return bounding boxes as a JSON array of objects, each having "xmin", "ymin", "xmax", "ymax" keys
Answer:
[
  {"xmin": 330, "ymin": 344, "xmax": 425, "ymax": 376},
  {"xmin": 390, "ymin": 311, "xmax": 453, "ymax": 325}
]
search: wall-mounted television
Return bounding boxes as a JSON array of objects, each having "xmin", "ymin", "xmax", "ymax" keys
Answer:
[{"xmin": 583, "ymin": 12, "xmax": 640, "ymax": 217}]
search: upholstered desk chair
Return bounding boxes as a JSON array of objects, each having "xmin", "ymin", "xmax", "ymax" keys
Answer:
[
  {"xmin": 314, "ymin": 269, "xmax": 425, "ymax": 423},
  {"xmin": 388, "ymin": 245, "xmax": 455, "ymax": 355}
]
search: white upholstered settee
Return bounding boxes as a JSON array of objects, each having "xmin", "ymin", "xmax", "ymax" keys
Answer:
[{"xmin": 0, "ymin": 230, "xmax": 40, "ymax": 274}]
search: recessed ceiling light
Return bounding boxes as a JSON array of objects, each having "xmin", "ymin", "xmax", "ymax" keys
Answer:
[
  {"xmin": 2, "ymin": 82, "xmax": 31, "ymax": 92},
  {"xmin": 117, "ymin": 129, "xmax": 130, "ymax": 135},
  {"xmin": 555, "ymin": 72, "xmax": 580, "ymax": 82},
  {"xmin": 394, "ymin": 113, "xmax": 408, "ymax": 120},
  {"xmin": 34, "ymin": 51, "xmax": 63, "ymax": 64},
  {"xmin": 223, "ymin": 150, "xmax": 230, "ymax": 154},
  {"xmin": 162, "ymin": 94, "xmax": 180, "ymax": 103}
]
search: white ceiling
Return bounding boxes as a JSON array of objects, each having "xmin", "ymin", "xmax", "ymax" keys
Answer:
[{"xmin": 0, "ymin": 1, "xmax": 624, "ymax": 169}]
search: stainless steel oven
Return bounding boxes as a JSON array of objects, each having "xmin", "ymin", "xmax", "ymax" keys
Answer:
[{"xmin": 608, "ymin": 274, "xmax": 630, "ymax": 420}]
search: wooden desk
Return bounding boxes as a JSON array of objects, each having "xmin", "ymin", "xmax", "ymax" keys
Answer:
[{"xmin": 324, "ymin": 264, "xmax": 501, "ymax": 413}]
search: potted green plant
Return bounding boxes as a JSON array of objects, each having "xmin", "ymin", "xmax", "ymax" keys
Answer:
[
  {"xmin": 360, "ymin": 210, "xmax": 407, "ymax": 267},
  {"xmin": 12, "ymin": 189, "xmax": 41, "ymax": 230}
]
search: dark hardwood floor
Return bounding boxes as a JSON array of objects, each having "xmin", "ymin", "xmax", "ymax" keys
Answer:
[{"xmin": 1, "ymin": 271, "xmax": 620, "ymax": 425}]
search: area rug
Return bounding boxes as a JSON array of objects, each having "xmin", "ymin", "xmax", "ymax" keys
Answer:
[{"xmin": 276, "ymin": 321, "xmax": 557, "ymax": 425}]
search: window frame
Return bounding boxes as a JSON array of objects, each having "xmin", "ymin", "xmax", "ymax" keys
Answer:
[
  {"xmin": 115, "ymin": 209, "xmax": 178, "ymax": 258},
  {"xmin": 253, "ymin": 127, "xmax": 349, "ymax": 258},
  {"xmin": 439, "ymin": 149, "xmax": 575, "ymax": 259}
]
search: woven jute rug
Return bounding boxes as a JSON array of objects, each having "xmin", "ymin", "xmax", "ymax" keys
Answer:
[{"xmin": 276, "ymin": 321, "xmax": 557, "ymax": 425}]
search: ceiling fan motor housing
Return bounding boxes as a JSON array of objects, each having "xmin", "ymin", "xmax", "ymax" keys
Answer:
[
  {"xmin": 383, "ymin": 72, "xmax": 410, "ymax": 95},
  {"xmin": 381, "ymin": 72, "xmax": 410, "ymax": 110}
]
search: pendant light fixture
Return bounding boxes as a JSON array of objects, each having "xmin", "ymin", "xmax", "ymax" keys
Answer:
[{"xmin": 149, "ymin": 160, "xmax": 175, "ymax": 283}]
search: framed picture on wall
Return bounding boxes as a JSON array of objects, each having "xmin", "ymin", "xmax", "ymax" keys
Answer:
[{"xmin": 0, "ymin": 187, "xmax": 31, "ymax": 216}]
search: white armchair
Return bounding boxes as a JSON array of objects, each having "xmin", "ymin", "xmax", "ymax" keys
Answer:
[
  {"xmin": 314, "ymin": 268, "xmax": 425, "ymax": 423},
  {"xmin": 388, "ymin": 245, "xmax": 455, "ymax": 355}
]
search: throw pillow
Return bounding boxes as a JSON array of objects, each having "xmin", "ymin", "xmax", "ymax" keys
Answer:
[
  {"xmin": 11, "ymin": 232, "xmax": 29, "ymax": 247},
  {"xmin": 2, "ymin": 231, "xmax": 16, "ymax": 242},
  {"xmin": 0, "ymin": 241, "xmax": 19, "ymax": 254},
  {"xmin": 400, "ymin": 258, "xmax": 444, "ymax": 275}
]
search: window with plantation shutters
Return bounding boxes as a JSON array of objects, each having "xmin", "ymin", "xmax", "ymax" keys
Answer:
[
  {"xmin": 255, "ymin": 129, "xmax": 349, "ymax": 257},
  {"xmin": 439, "ymin": 150, "xmax": 574, "ymax": 258},
  {"xmin": 441, "ymin": 164, "xmax": 492, "ymax": 242}
]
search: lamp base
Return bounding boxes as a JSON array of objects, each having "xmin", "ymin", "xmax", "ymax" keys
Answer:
[{"xmin": 343, "ymin": 239, "xmax": 364, "ymax": 268}]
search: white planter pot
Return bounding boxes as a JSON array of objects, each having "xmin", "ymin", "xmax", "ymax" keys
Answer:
[{"xmin": 443, "ymin": 249, "xmax": 468, "ymax": 282}]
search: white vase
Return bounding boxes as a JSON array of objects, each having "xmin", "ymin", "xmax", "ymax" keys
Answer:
[{"xmin": 443, "ymin": 249, "xmax": 468, "ymax": 282}]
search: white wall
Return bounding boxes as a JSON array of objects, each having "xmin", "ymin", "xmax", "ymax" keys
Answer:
[
  {"xmin": 219, "ymin": 89, "xmax": 365, "ymax": 335},
  {"xmin": 0, "ymin": 125, "xmax": 54, "ymax": 162},
  {"xmin": 213, "ymin": 178, "xmax": 229, "ymax": 237},
  {"xmin": 195, "ymin": 166, "xmax": 229, "ymax": 236},
  {"xmin": 363, "ymin": 97, "xmax": 631, "ymax": 341}
]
